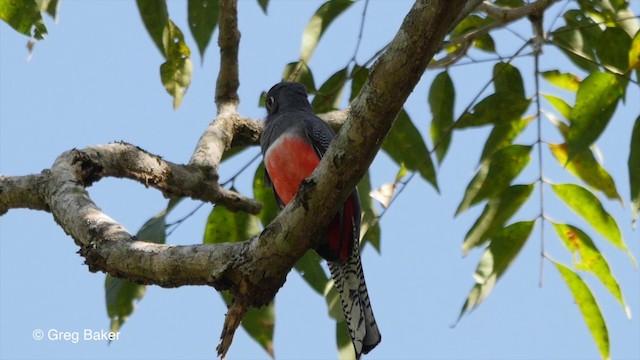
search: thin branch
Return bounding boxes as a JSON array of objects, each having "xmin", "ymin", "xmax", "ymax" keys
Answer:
[{"xmin": 480, "ymin": 0, "xmax": 559, "ymax": 23}]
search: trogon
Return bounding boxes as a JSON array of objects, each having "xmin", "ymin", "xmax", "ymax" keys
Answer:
[{"xmin": 260, "ymin": 82, "xmax": 381, "ymax": 358}]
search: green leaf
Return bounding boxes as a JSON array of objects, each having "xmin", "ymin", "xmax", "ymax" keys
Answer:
[
  {"xmin": 629, "ymin": 30, "xmax": 640, "ymax": 70},
  {"xmin": 450, "ymin": 15, "xmax": 494, "ymax": 53},
  {"xmin": 253, "ymin": 163, "xmax": 279, "ymax": 228},
  {"xmin": 429, "ymin": 71, "xmax": 455, "ymax": 163},
  {"xmin": 349, "ymin": 64, "xmax": 368, "ymax": 102},
  {"xmin": 312, "ymin": 67, "xmax": 348, "ymax": 113},
  {"xmin": 300, "ymin": 0, "xmax": 353, "ymax": 63},
  {"xmin": 543, "ymin": 94, "xmax": 572, "ymax": 120},
  {"xmin": 106, "ymin": 276, "xmax": 146, "ymax": 335},
  {"xmin": 630, "ymin": 115, "xmax": 640, "ymax": 227},
  {"xmin": 493, "ymin": 62, "xmax": 524, "ymax": 97},
  {"xmin": 357, "ymin": 171, "xmax": 381, "ymax": 252},
  {"xmin": 203, "ymin": 203, "xmax": 261, "ymax": 245},
  {"xmin": 106, "ymin": 198, "xmax": 178, "ymax": 334},
  {"xmin": 456, "ymin": 93, "xmax": 531, "ymax": 128},
  {"xmin": 324, "ymin": 280, "xmax": 344, "ymax": 321},
  {"xmin": 337, "ymin": 321, "xmax": 356, "ymax": 360},
  {"xmin": 221, "ymin": 292, "xmax": 275, "ymax": 358},
  {"xmin": 188, "ymin": 0, "xmax": 219, "ymax": 61},
  {"xmin": 473, "ymin": 33, "xmax": 496, "ymax": 53},
  {"xmin": 551, "ymin": 183, "xmax": 635, "ymax": 266},
  {"xmin": 282, "ymin": 61, "xmax": 316, "ymax": 91},
  {"xmin": 295, "ymin": 251, "xmax": 329, "ymax": 295},
  {"xmin": 160, "ymin": 20, "xmax": 193, "ymax": 109},
  {"xmin": 256, "ymin": 0, "xmax": 269, "ymax": 14},
  {"xmin": 549, "ymin": 143, "xmax": 622, "ymax": 203},
  {"xmin": 458, "ymin": 221, "xmax": 534, "ymax": 320},
  {"xmin": 463, "ymin": 184, "xmax": 535, "ymax": 254},
  {"xmin": 553, "ymin": 223, "xmax": 631, "ymax": 319},
  {"xmin": 382, "ymin": 110, "xmax": 438, "ymax": 191},
  {"xmin": 552, "ymin": 260, "xmax": 610, "ymax": 360},
  {"xmin": 136, "ymin": 0, "xmax": 168, "ymax": 55},
  {"xmin": 456, "ymin": 145, "xmax": 532, "ymax": 215},
  {"xmin": 595, "ymin": 26, "xmax": 632, "ymax": 74},
  {"xmin": 567, "ymin": 71, "xmax": 624, "ymax": 158},
  {"xmin": 205, "ymin": 203, "xmax": 271, "ymax": 356},
  {"xmin": 541, "ymin": 70, "xmax": 580, "ymax": 92},
  {"xmin": 0, "ymin": 0, "xmax": 47, "ymax": 39},
  {"xmin": 480, "ymin": 116, "xmax": 533, "ymax": 162}
]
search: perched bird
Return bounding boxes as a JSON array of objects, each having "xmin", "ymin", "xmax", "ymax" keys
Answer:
[{"xmin": 260, "ymin": 82, "xmax": 381, "ymax": 358}]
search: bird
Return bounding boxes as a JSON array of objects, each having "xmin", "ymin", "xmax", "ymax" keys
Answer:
[{"xmin": 260, "ymin": 82, "xmax": 381, "ymax": 358}]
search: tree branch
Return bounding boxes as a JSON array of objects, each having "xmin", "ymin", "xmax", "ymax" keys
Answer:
[{"xmin": 2, "ymin": 1, "xmax": 467, "ymax": 357}]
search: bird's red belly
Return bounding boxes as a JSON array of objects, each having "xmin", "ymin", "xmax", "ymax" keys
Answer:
[{"xmin": 264, "ymin": 134, "xmax": 320, "ymax": 205}]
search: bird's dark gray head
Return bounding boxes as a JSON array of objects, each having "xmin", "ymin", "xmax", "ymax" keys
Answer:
[{"xmin": 265, "ymin": 82, "xmax": 311, "ymax": 116}]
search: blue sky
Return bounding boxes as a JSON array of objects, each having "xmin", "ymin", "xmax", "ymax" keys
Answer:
[{"xmin": 1, "ymin": 1, "xmax": 639, "ymax": 359}]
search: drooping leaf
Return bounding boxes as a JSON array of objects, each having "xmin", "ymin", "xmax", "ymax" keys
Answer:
[
  {"xmin": 543, "ymin": 94, "xmax": 572, "ymax": 120},
  {"xmin": 203, "ymin": 203, "xmax": 270, "ymax": 355},
  {"xmin": 567, "ymin": 71, "xmax": 624, "ymax": 158},
  {"xmin": 480, "ymin": 116, "xmax": 533, "ymax": 162},
  {"xmin": 553, "ymin": 223, "xmax": 631, "ymax": 318},
  {"xmin": 337, "ymin": 321, "xmax": 356, "ymax": 360},
  {"xmin": 429, "ymin": 71, "xmax": 455, "ymax": 163},
  {"xmin": 456, "ymin": 145, "xmax": 532, "ymax": 215},
  {"xmin": 106, "ymin": 198, "xmax": 179, "ymax": 333},
  {"xmin": 541, "ymin": 70, "xmax": 581, "ymax": 92},
  {"xmin": 463, "ymin": 184, "xmax": 535, "ymax": 254},
  {"xmin": 630, "ymin": 115, "xmax": 640, "ymax": 227},
  {"xmin": 552, "ymin": 260, "xmax": 610, "ymax": 360},
  {"xmin": 220, "ymin": 292, "xmax": 275, "ymax": 358},
  {"xmin": 312, "ymin": 67, "xmax": 348, "ymax": 113},
  {"xmin": 493, "ymin": 62, "xmax": 524, "ymax": 97},
  {"xmin": 188, "ymin": 0, "xmax": 219, "ymax": 61},
  {"xmin": 357, "ymin": 171, "xmax": 381, "ymax": 252},
  {"xmin": 549, "ymin": 143, "xmax": 622, "ymax": 204},
  {"xmin": 0, "ymin": 0, "xmax": 47, "ymax": 39},
  {"xmin": 595, "ymin": 26, "xmax": 632, "ymax": 74},
  {"xmin": 456, "ymin": 93, "xmax": 531, "ymax": 128},
  {"xmin": 253, "ymin": 163, "xmax": 279, "ymax": 228},
  {"xmin": 282, "ymin": 61, "xmax": 316, "ymax": 91},
  {"xmin": 106, "ymin": 276, "xmax": 147, "ymax": 335},
  {"xmin": 382, "ymin": 110, "xmax": 438, "ymax": 191},
  {"xmin": 160, "ymin": 20, "xmax": 193, "ymax": 109},
  {"xmin": 457, "ymin": 221, "xmax": 534, "ymax": 321},
  {"xmin": 551, "ymin": 183, "xmax": 635, "ymax": 266},
  {"xmin": 300, "ymin": 0, "xmax": 354, "ymax": 63},
  {"xmin": 369, "ymin": 165, "xmax": 407, "ymax": 210},
  {"xmin": 256, "ymin": 0, "xmax": 269, "ymax": 14},
  {"xmin": 136, "ymin": 0, "xmax": 169, "ymax": 55},
  {"xmin": 629, "ymin": 30, "xmax": 640, "ymax": 70},
  {"xmin": 349, "ymin": 64, "xmax": 369, "ymax": 102},
  {"xmin": 295, "ymin": 251, "xmax": 329, "ymax": 295}
]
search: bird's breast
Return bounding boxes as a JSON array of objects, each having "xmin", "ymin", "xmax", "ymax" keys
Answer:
[{"xmin": 264, "ymin": 133, "xmax": 321, "ymax": 204}]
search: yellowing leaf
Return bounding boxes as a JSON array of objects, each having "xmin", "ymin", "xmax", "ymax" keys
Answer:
[
  {"xmin": 552, "ymin": 260, "xmax": 610, "ymax": 360},
  {"xmin": 160, "ymin": 20, "xmax": 193, "ymax": 109},
  {"xmin": 551, "ymin": 183, "xmax": 635, "ymax": 266},
  {"xmin": 629, "ymin": 30, "xmax": 640, "ymax": 70},
  {"xmin": 553, "ymin": 223, "xmax": 631, "ymax": 319},
  {"xmin": 541, "ymin": 70, "xmax": 580, "ymax": 91},
  {"xmin": 549, "ymin": 143, "xmax": 622, "ymax": 204}
]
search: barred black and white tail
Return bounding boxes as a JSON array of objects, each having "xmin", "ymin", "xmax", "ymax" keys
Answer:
[{"xmin": 328, "ymin": 239, "xmax": 381, "ymax": 359}]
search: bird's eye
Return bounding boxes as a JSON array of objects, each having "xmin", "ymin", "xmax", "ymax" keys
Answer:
[{"xmin": 266, "ymin": 96, "xmax": 275, "ymax": 111}]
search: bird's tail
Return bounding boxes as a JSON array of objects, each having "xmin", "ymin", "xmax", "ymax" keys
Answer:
[{"xmin": 328, "ymin": 239, "xmax": 381, "ymax": 359}]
